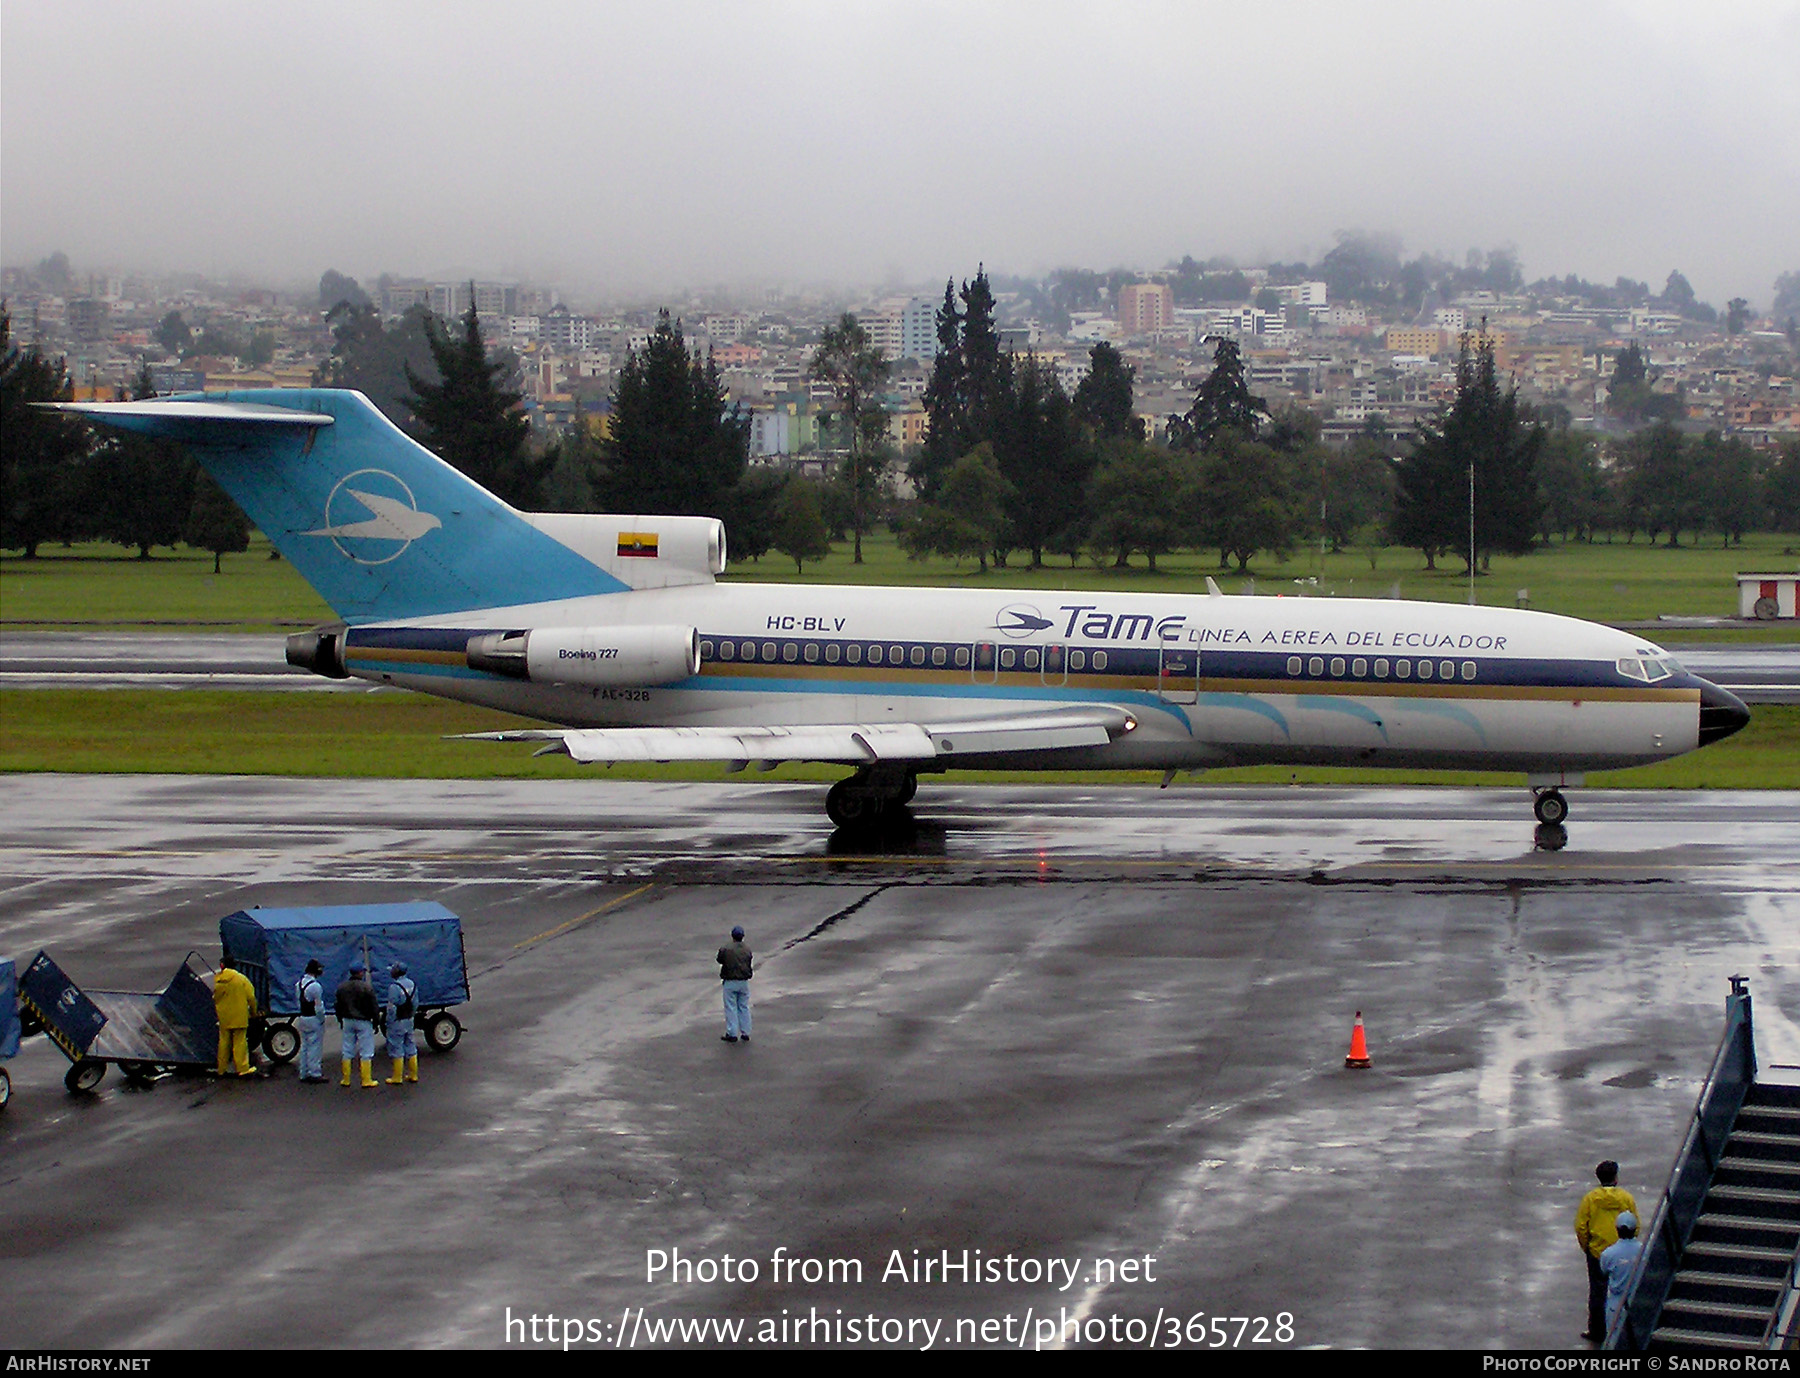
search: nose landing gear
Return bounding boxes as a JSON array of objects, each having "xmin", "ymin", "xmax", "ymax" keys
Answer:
[{"xmin": 1532, "ymin": 789, "xmax": 1568, "ymax": 827}]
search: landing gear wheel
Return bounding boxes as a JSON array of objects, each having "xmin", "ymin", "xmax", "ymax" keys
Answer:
[
  {"xmin": 895, "ymin": 772, "xmax": 917, "ymax": 805},
  {"xmin": 826, "ymin": 778, "xmax": 878, "ymax": 828},
  {"xmin": 1533, "ymin": 790, "xmax": 1568, "ymax": 826},
  {"xmin": 0, "ymin": 1066, "xmax": 11, "ymax": 1110},
  {"xmin": 262, "ymin": 1022, "xmax": 299, "ymax": 1064},
  {"xmin": 423, "ymin": 1011, "xmax": 462, "ymax": 1053},
  {"xmin": 65, "ymin": 1058, "xmax": 106, "ymax": 1094}
]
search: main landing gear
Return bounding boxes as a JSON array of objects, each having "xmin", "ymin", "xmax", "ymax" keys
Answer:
[{"xmin": 825, "ymin": 767, "xmax": 916, "ymax": 829}]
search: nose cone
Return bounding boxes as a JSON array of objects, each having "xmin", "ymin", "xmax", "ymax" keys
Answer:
[{"xmin": 1697, "ymin": 678, "xmax": 1751, "ymax": 746}]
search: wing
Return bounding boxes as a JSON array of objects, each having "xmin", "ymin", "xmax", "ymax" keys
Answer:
[{"xmin": 454, "ymin": 704, "xmax": 1137, "ymax": 765}]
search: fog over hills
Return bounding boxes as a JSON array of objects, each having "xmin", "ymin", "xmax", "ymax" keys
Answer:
[{"xmin": 2, "ymin": 1, "xmax": 1796, "ymax": 306}]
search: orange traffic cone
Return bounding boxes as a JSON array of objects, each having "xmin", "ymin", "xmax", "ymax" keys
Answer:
[{"xmin": 1345, "ymin": 1011, "xmax": 1372, "ymax": 1069}]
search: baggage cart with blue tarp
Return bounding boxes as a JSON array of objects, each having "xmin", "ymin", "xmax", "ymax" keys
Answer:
[
  {"xmin": 16, "ymin": 950, "xmax": 220, "ymax": 1094},
  {"xmin": 1, "ymin": 958, "xmax": 19, "ymax": 1110},
  {"xmin": 218, "ymin": 902, "xmax": 469, "ymax": 1064}
]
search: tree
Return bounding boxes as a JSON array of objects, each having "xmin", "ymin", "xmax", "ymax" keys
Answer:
[
  {"xmin": 1321, "ymin": 437, "xmax": 1397, "ymax": 555},
  {"xmin": 772, "ymin": 476, "xmax": 831, "ymax": 573},
  {"xmin": 1696, "ymin": 432, "xmax": 1760, "ymax": 546},
  {"xmin": 1086, "ymin": 439, "xmax": 1185, "ymax": 569},
  {"xmin": 154, "ymin": 310, "xmax": 190, "ymax": 356},
  {"xmin": 1073, "ymin": 342, "xmax": 1142, "ymax": 440},
  {"xmin": 0, "ymin": 309, "xmax": 90, "ymax": 556},
  {"xmin": 1168, "ymin": 338, "xmax": 1266, "ymax": 448},
  {"xmin": 913, "ymin": 278, "xmax": 965, "ymax": 501},
  {"xmin": 1393, "ymin": 337, "xmax": 1544, "ymax": 572},
  {"xmin": 1536, "ymin": 429, "xmax": 1610, "ymax": 543},
  {"xmin": 900, "ymin": 443, "xmax": 1014, "ymax": 571},
  {"xmin": 316, "ymin": 302, "xmax": 438, "ymax": 423},
  {"xmin": 601, "ymin": 309, "xmax": 749, "ymax": 520},
  {"xmin": 405, "ymin": 295, "xmax": 544, "ymax": 507},
  {"xmin": 989, "ymin": 353, "xmax": 1091, "ymax": 567},
  {"xmin": 183, "ymin": 470, "xmax": 251, "ymax": 572},
  {"xmin": 318, "ymin": 269, "xmax": 371, "ymax": 313},
  {"xmin": 1617, "ymin": 422, "xmax": 1704, "ymax": 546},
  {"xmin": 1773, "ymin": 272, "xmax": 1800, "ymax": 322},
  {"xmin": 809, "ymin": 312, "xmax": 890, "ymax": 563},
  {"xmin": 1186, "ymin": 430, "xmax": 1302, "ymax": 572},
  {"xmin": 718, "ymin": 466, "xmax": 786, "ymax": 562},
  {"xmin": 1766, "ymin": 440, "xmax": 1800, "ymax": 533},
  {"xmin": 1727, "ymin": 298, "xmax": 1750, "ymax": 336},
  {"xmin": 84, "ymin": 364, "xmax": 197, "ymax": 559}
]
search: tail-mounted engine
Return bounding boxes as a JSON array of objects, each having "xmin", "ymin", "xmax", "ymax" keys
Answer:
[
  {"xmin": 465, "ymin": 626, "xmax": 700, "ymax": 688},
  {"xmin": 286, "ymin": 623, "xmax": 349, "ymax": 679}
]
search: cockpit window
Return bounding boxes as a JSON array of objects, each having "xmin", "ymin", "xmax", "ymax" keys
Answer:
[{"xmin": 1617, "ymin": 656, "xmax": 1676, "ymax": 683}]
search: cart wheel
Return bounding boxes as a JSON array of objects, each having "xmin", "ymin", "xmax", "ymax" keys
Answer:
[
  {"xmin": 65, "ymin": 1059, "xmax": 106, "ymax": 1094},
  {"xmin": 263, "ymin": 1023, "xmax": 300, "ymax": 1065},
  {"xmin": 119, "ymin": 1060, "xmax": 157, "ymax": 1086},
  {"xmin": 423, "ymin": 1011, "xmax": 462, "ymax": 1053},
  {"xmin": 19, "ymin": 1008, "xmax": 43, "ymax": 1038},
  {"xmin": 0, "ymin": 1066, "xmax": 11, "ymax": 1110}
]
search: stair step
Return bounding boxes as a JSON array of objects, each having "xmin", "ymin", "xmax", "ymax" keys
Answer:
[
  {"xmin": 1660, "ymin": 1298, "xmax": 1776, "ymax": 1321},
  {"xmin": 1740, "ymin": 1102, "xmax": 1800, "ymax": 1119},
  {"xmin": 1651, "ymin": 1325, "xmax": 1761, "ymax": 1348},
  {"xmin": 1708, "ymin": 1185, "xmax": 1800, "ymax": 1206},
  {"xmin": 1693, "ymin": 1211, "xmax": 1800, "ymax": 1234},
  {"xmin": 1671, "ymin": 1270, "xmax": 1783, "ymax": 1293},
  {"xmin": 1729, "ymin": 1129, "xmax": 1800, "ymax": 1148},
  {"xmin": 1683, "ymin": 1241, "xmax": 1796, "ymax": 1262},
  {"xmin": 1719, "ymin": 1155, "xmax": 1800, "ymax": 1176}
]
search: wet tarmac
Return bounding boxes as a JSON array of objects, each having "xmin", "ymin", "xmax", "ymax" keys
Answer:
[
  {"xmin": 1, "ymin": 777, "xmax": 1797, "ymax": 1350},
  {"xmin": 4, "ymin": 631, "xmax": 1798, "ymax": 701}
]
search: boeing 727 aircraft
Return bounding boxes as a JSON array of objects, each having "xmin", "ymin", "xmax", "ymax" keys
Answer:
[{"xmin": 56, "ymin": 389, "xmax": 1750, "ymax": 830}]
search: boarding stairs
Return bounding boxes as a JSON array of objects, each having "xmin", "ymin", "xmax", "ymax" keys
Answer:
[{"xmin": 1610, "ymin": 978, "xmax": 1800, "ymax": 1351}]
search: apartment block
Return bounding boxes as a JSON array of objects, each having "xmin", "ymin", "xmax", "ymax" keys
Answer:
[{"xmin": 1117, "ymin": 282, "xmax": 1173, "ymax": 335}]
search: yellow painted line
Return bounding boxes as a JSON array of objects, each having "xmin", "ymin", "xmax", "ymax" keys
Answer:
[{"xmin": 512, "ymin": 882, "xmax": 656, "ymax": 951}]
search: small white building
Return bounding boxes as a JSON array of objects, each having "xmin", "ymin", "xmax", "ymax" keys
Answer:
[{"xmin": 1737, "ymin": 573, "xmax": 1800, "ymax": 620}]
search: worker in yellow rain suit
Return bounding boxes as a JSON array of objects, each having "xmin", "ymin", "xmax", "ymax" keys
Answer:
[{"xmin": 213, "ymin": 965, "xmax": 260, "ymax": 1078}]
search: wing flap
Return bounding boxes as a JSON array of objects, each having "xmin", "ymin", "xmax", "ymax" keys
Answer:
[{"xmin": 456, "ymin": 705, "xmax": 1135, "ymax": 765}]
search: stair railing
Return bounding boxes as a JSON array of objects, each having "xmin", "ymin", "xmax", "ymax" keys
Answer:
[{"xmin": 1608, "ymin": 977, "xmax": 1757, "ymax": 1350}]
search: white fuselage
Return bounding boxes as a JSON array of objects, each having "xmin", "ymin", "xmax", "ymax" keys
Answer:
[{"xmin": 339, "ymin": 583, "xmax": 1704, "ymax": 776}]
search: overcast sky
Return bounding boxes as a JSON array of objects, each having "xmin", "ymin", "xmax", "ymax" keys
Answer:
[{"xmin": 4, "ymin": 1, "xmax": 1797, "ymax": 308}]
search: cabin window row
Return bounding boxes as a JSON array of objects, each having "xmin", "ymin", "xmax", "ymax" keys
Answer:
[
  {"xmin": 1286, "ymin": 655, "xmax": 1477, "ymax": 682},
  {"xmin": 696, "ymin": 640, "xmax": 1112, "ymax": 673}
]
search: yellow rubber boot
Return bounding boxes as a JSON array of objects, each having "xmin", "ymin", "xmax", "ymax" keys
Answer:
[
  {"xmin": 405, "ymin": 1055, "xmax": 419, "ymax": 1083},
  {"xmin": 340, "ymin": 1059, "xmax": 352, "ymax": 1087},
  {"xmin": 386, "ymin": 1057, "xmax": 405, "ymax": 1085},
  {"xmin": 360, "ymin": 1059, "xmax": 378, "ymax": 1088}
]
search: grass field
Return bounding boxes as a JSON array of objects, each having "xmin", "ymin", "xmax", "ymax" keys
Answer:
[
  {"xmin": 2, "ymin": 689, "xmax": 1792, "ymax": 789},
  {"xmin": 4, "ymin": 529, "xmax": 1799, "ymax": 633}
]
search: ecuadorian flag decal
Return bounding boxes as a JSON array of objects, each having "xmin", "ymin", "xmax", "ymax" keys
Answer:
[{"xmin": 617, "ymin": 531, "xmax": 659, "ymax": 558}]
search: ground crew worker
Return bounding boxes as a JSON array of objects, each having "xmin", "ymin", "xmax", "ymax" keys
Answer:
[
  {"xmin": 335, "ymin": 959, "xmax": 380, "ymax": 1089},
  {"xmin": 1575, "ymin": 1160, "xmax": 1638, "ymax": 1341},
  {"xmin": 296, "ymin": 959, "xmax": 327, "ymax": 1083},
  {"xmin": 212, "ymin": 963, "xmax": 259, "ymax": 1078},
  {"xmin": 385, "ymin": 961, "xmax": 419, "ymax": 1085},
  {"xmin": 717, "ymin": 925, "xmax": 752, "ymax": 1043},
  {"xmin": 1599, "ymin": 1211, "xmax": 1644, "ymax": 1337}
]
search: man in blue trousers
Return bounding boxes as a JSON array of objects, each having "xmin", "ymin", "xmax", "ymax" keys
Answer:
[{"xmin": 717, "ymin": 925, "xmax": 752, "ymax": 1043}]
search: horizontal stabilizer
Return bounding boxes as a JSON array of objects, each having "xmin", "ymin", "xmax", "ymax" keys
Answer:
[
  {"xmin": 456, "ymin": 705, "xmax": 1136, "ymax": 765},
  {"xmin": 41, "ymin": 398, "xmax": 334, "ymax": 443}
]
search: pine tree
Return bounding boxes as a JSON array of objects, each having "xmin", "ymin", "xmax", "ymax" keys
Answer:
[
  {"xmin": 1073, "ymin": 342, "xmax": 1142, "ymax": 440},
  {"xmin": 1169, "ymin": 338, "xmax": 1265, "ymax": 449},
  {"xmin": 0, "ymin": 309, "xmax": 91, "ymax": 557},
  {"xmin": 914, "ymin": 279, "xmax": 965, "ymax": 502},
  {"xmin": 809, "ymin": 313, "xmax": 890, "ymax": 563},
  {"xmin": 601, "ymin": 310, "xmax": 749, "ymax": 522},
  {"xmin": 988, "ymin": 354, "xmax": 1090, "ymax": 567},
  {"xmin": 1394, "ymin": 337, "xmax": 1544, "ymax": 571},
  {"xmin": 405, "ymin": 294, "xmax": 543, "ymax": 507}
]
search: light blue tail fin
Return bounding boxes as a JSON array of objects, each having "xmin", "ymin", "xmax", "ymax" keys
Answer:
[{"xmin": 58, "ymin": 389, "xmax": 626, "ymax": 623}]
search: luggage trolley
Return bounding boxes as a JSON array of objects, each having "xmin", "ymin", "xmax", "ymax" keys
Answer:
[
  {"xmin": 16, "ymin": 950, "xmax": 220, "ymax": 1093},
  {"xmin": 1, "ymin": 958, "xmax": 19, "ymax": 1110},
  {"xmin": 219, "ymin": 902, "xmax": 470, "ymax": 1065}
]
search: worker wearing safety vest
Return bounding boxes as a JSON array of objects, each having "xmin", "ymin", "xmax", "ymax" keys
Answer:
[
  {"xmin": 385, "ymin": 961, "xmax": 419, "ymax": 1085},
  {"xmin": 296, "ymin": 959, "xmax": 327, "ymax": 1084},
  {"xmin": 213, "ymin": 965, "xmax": 259, "ymax": 1078}
]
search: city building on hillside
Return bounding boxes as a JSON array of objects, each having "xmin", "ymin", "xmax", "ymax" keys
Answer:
[
  {"xmin": 1385, "ymin": 326, "xmax": 1447, "ymax": 357},
  {"xmin": 1117, "ymin": 281, "xmax": 1173, "ymax": 335}
]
